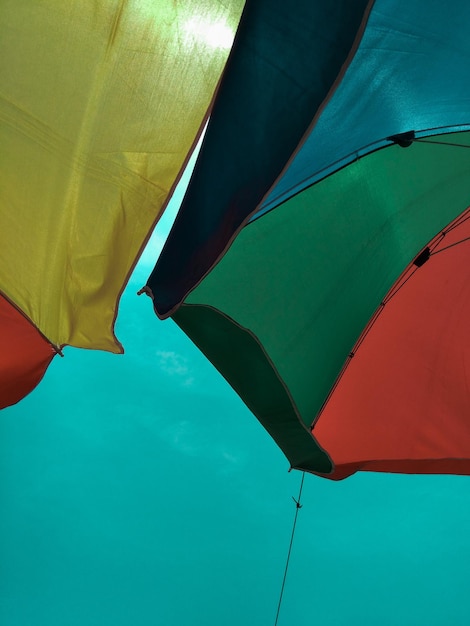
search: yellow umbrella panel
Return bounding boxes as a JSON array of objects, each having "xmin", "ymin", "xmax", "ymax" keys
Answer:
[{"xmin": 0, "ymin": 0, "xmax": 245, "ymax": 407}]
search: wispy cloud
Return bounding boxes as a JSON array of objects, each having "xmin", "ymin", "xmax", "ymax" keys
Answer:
[
  {"xmin": 156, "ymin": 350, "xmax": 194, "ymax": 386},
  {"xmin": 158, "ymin": 415, "xmax": 246, "ymax": 473}
]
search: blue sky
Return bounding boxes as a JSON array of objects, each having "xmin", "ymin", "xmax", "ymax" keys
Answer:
[{"xmin": 2, "ymin": 164, "xmax": 470, "ymax": 625}]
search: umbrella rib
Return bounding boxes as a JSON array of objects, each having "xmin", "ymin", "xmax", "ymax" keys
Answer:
[
  {"xmin": 431, "ymin": 234, "xmax": 470, "ymax": 256},
  {"xmin": 443, "ymin": 209, "xmax": 470, "ymax": 233},
  {"xmin": 415, "ymin": 138, "xmax": 470, "ymax": 149}
]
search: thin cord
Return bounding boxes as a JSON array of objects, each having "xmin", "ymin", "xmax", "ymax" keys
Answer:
[{"xmin": 274, "ymin": 472, "xmax": 305, "ymax": 626}]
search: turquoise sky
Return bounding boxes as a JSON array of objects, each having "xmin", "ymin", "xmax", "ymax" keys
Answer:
[{"xmin": 2, "ymin": 166, "xmax": 470, "ymax": 625}]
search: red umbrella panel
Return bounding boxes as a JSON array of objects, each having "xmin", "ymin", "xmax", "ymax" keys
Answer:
[{"xmin": 312, "ymin": 211, "xmax": 470, "ymax": 479}]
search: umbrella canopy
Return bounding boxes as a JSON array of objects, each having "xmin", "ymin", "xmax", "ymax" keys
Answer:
[
  {"xmin": 0, "ymin": 0, "xmax": 245, "ymax": 408},
  {"xmin": 146, "ymin": 0, "xmax": 470, "ymax": 478}
]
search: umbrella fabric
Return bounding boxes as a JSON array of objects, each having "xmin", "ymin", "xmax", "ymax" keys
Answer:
[
  {"xmin": 0, "ymin": 0, "xmax": 245, "ymax": 408},
  {"xmin": 0, "ymin": 293, "xmax": 55, "ymax": 408},
  {"xmin": 147, "ymin": 0, "xmax": 470, "ymax": 478},
  {"xmin": 147, "ymin": 0, "xmax": 373, "ymax": 316},
  {"xmin": 312, "ymin": 211, "xmax": 470, "ymax": 479}
]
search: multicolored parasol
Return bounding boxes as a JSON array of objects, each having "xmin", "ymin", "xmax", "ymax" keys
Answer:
[{"xmin": 146, "ymin": 0, "xmax": 470, "ymax": 478}]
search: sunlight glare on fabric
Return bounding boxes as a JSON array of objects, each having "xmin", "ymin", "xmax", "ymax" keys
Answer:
[{"xmin": 183, "ymin": 16, "xmax": 235, "ymax": 49}]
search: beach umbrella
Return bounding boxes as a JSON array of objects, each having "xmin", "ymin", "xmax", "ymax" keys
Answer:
[
  {"xmin": 0, "ymin": 0, "xmax": 245, "ymax": 408},
  {"xmin": 145, "ymin": 0, "xmax": 470, "ymax": 479}
]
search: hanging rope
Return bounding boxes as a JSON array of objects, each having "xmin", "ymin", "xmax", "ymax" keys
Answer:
[{"xmin": 274, "ymin": 471, "xmax": 305, "ymax": 626}]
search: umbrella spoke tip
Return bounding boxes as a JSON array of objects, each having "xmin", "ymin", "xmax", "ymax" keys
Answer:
[{"xmin": 388, "ymin": 130, "xmax": 416, "ymax": 147}]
